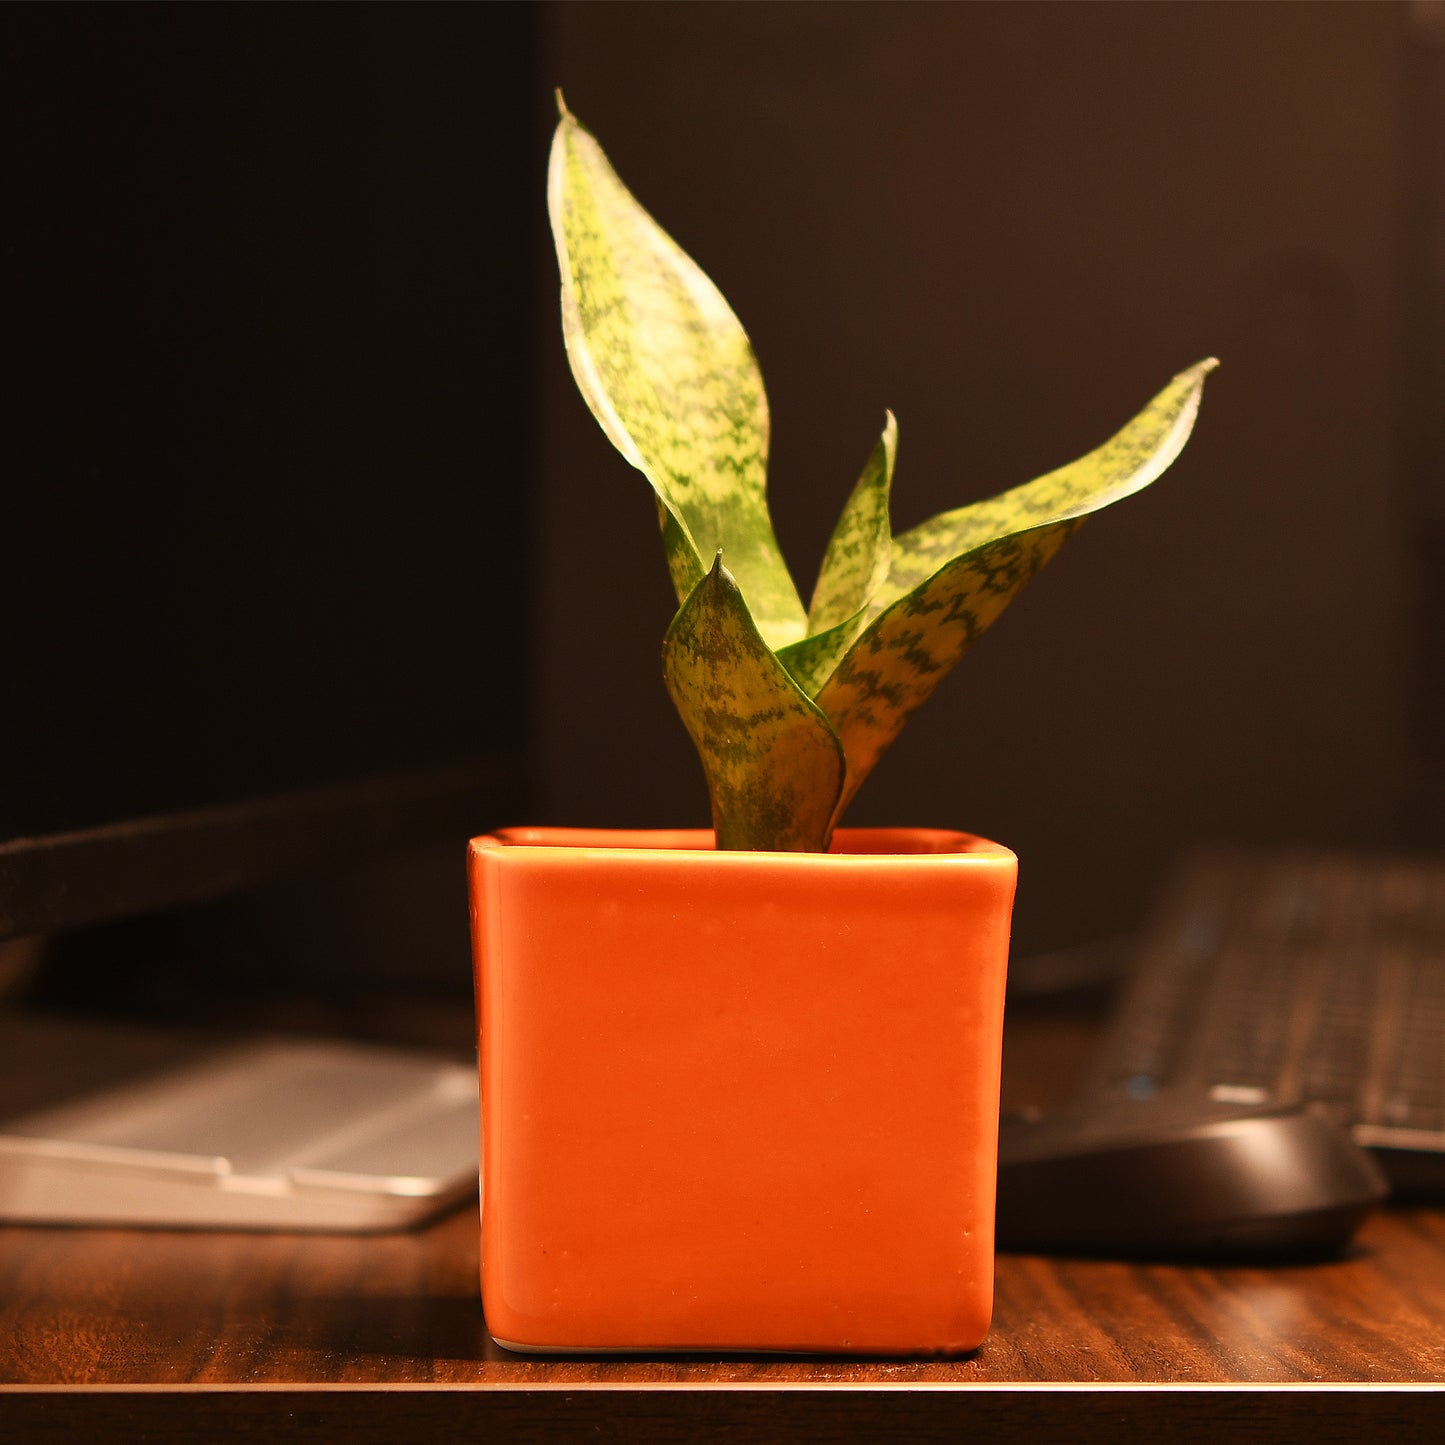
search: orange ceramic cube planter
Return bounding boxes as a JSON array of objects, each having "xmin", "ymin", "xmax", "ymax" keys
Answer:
[{"xmin": 466, "ymin": 825, "xmax": 1016, "ymax": 1355}]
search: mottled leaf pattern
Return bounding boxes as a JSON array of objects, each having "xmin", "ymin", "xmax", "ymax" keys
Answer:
[
  {"xmin": 777, "ymin": 606, "xmax": 873, "ymax": 697},
  {"xmin": 816, "ymin": 523, "xmax": 1079, "ymax": 823},
  {"xmin": 661, "ymin": 556, "xmax": 845, "ymax": 852},
  {"xmin": 549, "ymin": 104, "xmax": 1215, "ymax": 850},
  {"xmin": 808, "ymin": 413, "xmax": 897, "ymax": 633},
  {"xmin": 884, "ymin": 361, "xmax": 1216, "ymax": 603},
  {"xmin": 774, "ymin": 414, "xmax": 898, "ymax": 697},
  {"xmin": 549, "ymin": 100, "xmax": 807, "ymax": 649},
  {"xmin": 813, "ymin": 362, "xmax": 1215, "ymax": 819}
]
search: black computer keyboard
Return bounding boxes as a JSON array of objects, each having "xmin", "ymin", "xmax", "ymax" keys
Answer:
[{"xmin": 1085, "ymin": 851, "xmax": 1445, "ymax": 1197}]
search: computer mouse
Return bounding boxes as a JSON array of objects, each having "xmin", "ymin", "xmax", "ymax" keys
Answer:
[{"xmin": 995, "ymin": 1092, "xmax": 1390, "ymax": 1261}]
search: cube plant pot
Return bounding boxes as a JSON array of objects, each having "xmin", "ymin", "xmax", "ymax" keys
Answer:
[{"xmin": 466, "ymin": 825, "xmax": 1016, "ymax": 1356}]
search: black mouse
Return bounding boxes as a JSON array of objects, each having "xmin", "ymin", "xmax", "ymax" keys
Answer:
[{"xmin": 995, "ymin": 1092, "xmax": 1389, "ymax": 1261}]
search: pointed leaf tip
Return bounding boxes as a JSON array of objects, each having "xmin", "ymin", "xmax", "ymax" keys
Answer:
[
  {"xmin": 554, "ymin": 88, "xmax": 570, "ymax": 120},
  {"xmin": 549, "ymin": 112, "xmax": 807, "ymax": 649},
  {"xmin": 662, "ymin": 562, "xmax": 844, "ymax": 852},
  {"xmin": 811, "ymin": 359, "xmax": 1217, "ymax": 826},
  {"xmin": 806, "ymin": 412, "xmax": 897, "ymax": 640}
]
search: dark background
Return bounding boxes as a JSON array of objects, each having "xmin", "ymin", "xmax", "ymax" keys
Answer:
[
  {"xmin": 2, "ymin": 5, "xmax": 543, "ymax": 1000},
  {"xmin": 4, "ymin": 5, "xmax": 541, "ymax": 838},
  {"xmin": 2, "ymin": 2, "xmax": 1442, "ymax": 997},
  {"xmin": 538, "ymin": 1, "xmax": 1445, "ymax": 954}
]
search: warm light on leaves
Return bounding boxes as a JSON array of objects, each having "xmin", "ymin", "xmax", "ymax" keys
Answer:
[{"xmin": 550, "ymin": 98, "xmax": 1215, "ymax": 851}]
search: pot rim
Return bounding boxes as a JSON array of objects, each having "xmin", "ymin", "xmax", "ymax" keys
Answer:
[{"xmin": 471, "ymin": 824, "xmax": 1015, "ymax": 863}]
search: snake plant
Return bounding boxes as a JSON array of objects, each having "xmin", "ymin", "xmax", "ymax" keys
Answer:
[{"xmin": 549, "ymin": 96, "xmax": 1215, "ymax": 852}]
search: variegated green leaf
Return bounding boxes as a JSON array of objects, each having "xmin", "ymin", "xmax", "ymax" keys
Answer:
[
  {"xmin": 816, "ymin": 523, "xmax": 1080, "ymax": 823},
  {"xmin": 549, "ymin": 99, "xmax": 807, "ymax": 649},
  {"xmin": 777, "ymin": 605, "xmax": 873, "ymax": 697},
  {"xmin": 814, "ymin": 360, "xmax": 1216, "ymax": 819},
  {"xmin": 884, "ymin": 360, "xmax": 1217, "ymax": 603},
  {"xmin": 776, "ymin": 413, "xmax": 898, "ymax": 695},
  {"xmin": 808, "ymin": 413, "xmax": 897, "ymax": 633},
  {"xmin": 661, "ymin": 555, "xmax": 845, "ymax": 852}
]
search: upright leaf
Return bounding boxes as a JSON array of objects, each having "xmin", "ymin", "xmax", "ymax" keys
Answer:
[
  {"xmin": 814, "ymin": 360, "xmax": 1217, "ymax": 819},
  {"xmin": 549, "ymin": 100, "xmax": 807, "ymax": 649},
  {"xmin": 808, "ymin": 413, "xmax": 897, "ymax": 634},
  {"xmin": 661, "ymin": 556, "xmax": 845, "ymax": 852},
  {"xmin": 777, "ymin": 413, "xmax": 898, "ymax": 696}
]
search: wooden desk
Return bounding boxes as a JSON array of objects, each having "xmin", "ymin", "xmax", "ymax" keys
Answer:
[{"xmin": 1, "ymin": 1010, "xmax": 1442, "ymax": 1440}]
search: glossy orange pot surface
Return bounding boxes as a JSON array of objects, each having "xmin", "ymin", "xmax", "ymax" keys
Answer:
[{"xmin": 467, "ymin": 826, "xmax": 1016, "ymax": 1355}]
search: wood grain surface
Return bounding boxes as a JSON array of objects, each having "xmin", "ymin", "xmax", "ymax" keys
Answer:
[
  {"xmin": 2, "ymin": 1206, "xmax": 1443, "ymax": 1441},
  {"xmin": 2, "ymin": 1204, "xmax": 1443, "ymax": 1389},
  {"xmin": 2, "ymin": 1007, "xmax": 1441, "ymax": 1439}
]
